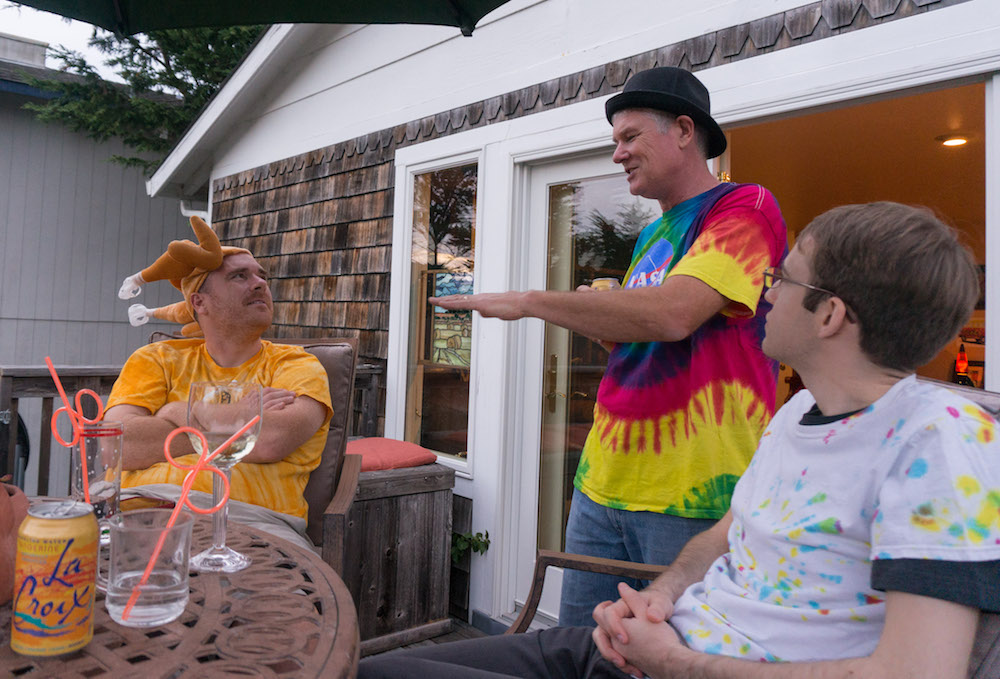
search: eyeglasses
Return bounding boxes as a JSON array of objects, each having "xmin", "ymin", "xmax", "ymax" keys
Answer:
[{"xmin": 762, "ymin": 267, "xmax": 856, "ymax": 322}]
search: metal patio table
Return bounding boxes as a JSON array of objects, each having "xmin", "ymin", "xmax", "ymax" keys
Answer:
[{"xmin": 1, "ymin": 516, "xmax": 360, "ymax": 678}]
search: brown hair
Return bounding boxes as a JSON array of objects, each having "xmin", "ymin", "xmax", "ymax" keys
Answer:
[{"xmin": 799, "ymin": 202, "xmax": 979, "ymax": 372}]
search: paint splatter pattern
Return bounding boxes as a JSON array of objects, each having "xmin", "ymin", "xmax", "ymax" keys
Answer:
[{"xmin": 668, "ymin": 376, "xmax": 1000, "ymax": 662}]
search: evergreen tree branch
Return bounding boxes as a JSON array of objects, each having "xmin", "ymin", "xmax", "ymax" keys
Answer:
[{"xmin": 23, "ymin": 25, "xmax": 264, "ymax": 175}]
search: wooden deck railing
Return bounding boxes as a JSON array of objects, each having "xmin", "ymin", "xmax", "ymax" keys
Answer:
[
  {"xmin": 0, "ymin": 362, "xmax": 384, "ymax": 493},
  {"xmin": 0, "ymin": 365, "xmax": 121, "ymax": 494}
]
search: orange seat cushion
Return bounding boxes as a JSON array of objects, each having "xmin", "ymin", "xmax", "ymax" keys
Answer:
[{"xmin": 347, "ymin": 437, "xmax": 438, "ymax": 472}]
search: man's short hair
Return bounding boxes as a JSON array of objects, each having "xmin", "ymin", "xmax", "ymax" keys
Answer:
[
  {"xmin": 799, "ymin": 202, "xmax": 979, "ymax": 372},
  {"xmin": 617, "ymin": 108, "xmax": 711, "ymax": 159}
]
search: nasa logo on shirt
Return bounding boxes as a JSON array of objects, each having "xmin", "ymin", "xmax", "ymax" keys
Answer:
[{"xmin": 627, "ymin": 239, "xmax": 674, "ymax": 288}]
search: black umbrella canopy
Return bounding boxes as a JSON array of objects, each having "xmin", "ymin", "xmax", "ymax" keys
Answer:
[{"xmin": 13, "ymin": 0, "xmax": 512, "ymax": 36}]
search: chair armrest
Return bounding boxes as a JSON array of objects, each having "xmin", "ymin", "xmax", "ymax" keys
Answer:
[
  {"xmin": 320, "ymin": 453, "xmax": 362, "ymax": 575},
  {"xmin": 505, "ymin": 549, "xmax": 669, "ymax": 634}
]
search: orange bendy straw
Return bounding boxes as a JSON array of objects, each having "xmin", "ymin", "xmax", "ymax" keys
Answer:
[
  {"xmin": 45, "ymin": 356, "xmax": 105, "ymax": 504},
  {"xmin": 120, "ymin": 415, "xmax": 260, "ymax": 622}
]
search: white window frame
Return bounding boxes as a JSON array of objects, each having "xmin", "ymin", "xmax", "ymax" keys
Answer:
[{"xmin": 388, "ymin": 147, "xmax": 486, "ymax": 479}]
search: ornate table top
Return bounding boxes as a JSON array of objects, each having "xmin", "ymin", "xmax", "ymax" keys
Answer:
[{"xmin": 1, "ymin": 518, "xmax": 360, "ymax": 678}]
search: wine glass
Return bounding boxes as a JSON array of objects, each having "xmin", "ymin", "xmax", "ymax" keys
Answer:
[{"xmin": 186, "ymin": 381, "xmax": 262, "ymax": 573}]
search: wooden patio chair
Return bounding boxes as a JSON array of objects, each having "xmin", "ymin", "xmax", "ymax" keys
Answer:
[
  {"xmin": 148, "ymin": 332, "xmax": 362, "ymax": 570},
  {"xmin": 507, "ymin": 377, "xmax": 1000, "ymax": 678},
  {"xmin": 281, "ymin": 337, "xmax": 361, "ymax": 564}
]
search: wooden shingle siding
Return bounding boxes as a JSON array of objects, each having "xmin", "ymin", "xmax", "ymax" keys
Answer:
[
  {"xmin": 210, "ymin": 0, "xmax": 967, "ymax": 431},
  {"xmin": 863, "ymin": 0, "xmax": 904, "ymax": 19},
  {"xmin": 211, "ymin": 124, "xmax": 396, "ymax": 398},
  {"xmin": 824, "ymin": 0, "xmax": 863, "ymax": 28}
]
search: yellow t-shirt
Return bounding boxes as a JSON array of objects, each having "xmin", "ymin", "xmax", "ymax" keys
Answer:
[{"xmin": 107, "ymin": 339, "xmax": 333, "ymax": 519}]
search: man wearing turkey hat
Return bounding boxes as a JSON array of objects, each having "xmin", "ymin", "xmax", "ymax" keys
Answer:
[
  {"xmin": 104, "ymin": 217, "xmax": 332, "ymax": 548},
  {"xmin": 432, "ymin": 67, "xmax": 788, "ymax": 625}
]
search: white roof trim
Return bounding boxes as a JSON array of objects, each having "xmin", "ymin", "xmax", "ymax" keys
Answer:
[
  {"xmin": 146, "ymin": 23, "xmax": 315, "ymax": 200},
  {"xmin": 146, "ymin": 1, "xmax": 535, "ymax": 201}
]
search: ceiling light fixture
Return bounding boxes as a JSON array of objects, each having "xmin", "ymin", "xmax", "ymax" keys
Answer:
[{"xmin": 937, "ymin": 135, "xmax": 968, "ymax": 147}]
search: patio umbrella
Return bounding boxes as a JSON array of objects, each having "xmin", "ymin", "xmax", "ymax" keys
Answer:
[{"xmin": 11, "ymin": 0, "xmax": 512, "ymax": 36}]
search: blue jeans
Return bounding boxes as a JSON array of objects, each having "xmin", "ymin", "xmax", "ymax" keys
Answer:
[{"xmin": 558, "ymin": 488, "xmax": 717, "ymax": 627}]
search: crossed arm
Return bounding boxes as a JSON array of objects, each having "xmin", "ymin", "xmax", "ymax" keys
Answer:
[
  {"xmin": 591, "ymin": 512, "xmax": 980, "ymax": 679},
  {"xmin": 431, "ymin": 274, "xmax": 728, "ymax": 344},
  {"xmin": 106, "ymin": 387, "xmax": 327, "ymax": 470}
]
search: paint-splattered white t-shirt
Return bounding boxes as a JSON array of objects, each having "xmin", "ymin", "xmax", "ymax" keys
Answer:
[{"xmin": 668, "ymin": 375, "xmax": 1000, "ymax": 662}]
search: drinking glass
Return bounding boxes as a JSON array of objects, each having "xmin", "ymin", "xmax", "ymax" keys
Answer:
[
  {"xmin": 98, "ymin": 509, "xmax": 193, "ymax": 627},
  {"xmin": 71, "ymin": 421, "xmax": 123, "ymax": 542},
  {"xmin": 186, "ymin": 381, "xmax": 262, "ymax": 573}
]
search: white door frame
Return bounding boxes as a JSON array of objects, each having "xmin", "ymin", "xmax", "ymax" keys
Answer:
[{"xmin": 513, "ymin": 152, "xmax": 631, "ymax": 625}]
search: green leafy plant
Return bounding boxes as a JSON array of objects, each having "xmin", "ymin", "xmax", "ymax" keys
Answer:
[{"xmin": 451, "ymin": 529, "xmax": 490, "ymax": 564}]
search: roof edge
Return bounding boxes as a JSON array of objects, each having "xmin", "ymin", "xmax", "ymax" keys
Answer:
[{"xmin": 147, "ymin": 24, "xmax": 309, "ymax": 200}]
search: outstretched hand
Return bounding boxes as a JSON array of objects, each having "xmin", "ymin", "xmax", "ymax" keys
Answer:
[{"xmin": 430, "ymin": 292, "xmax": 527, "ymax": 321}]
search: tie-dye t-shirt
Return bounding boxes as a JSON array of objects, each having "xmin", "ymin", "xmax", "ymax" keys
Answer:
[
  {"xmin": 669, "ymin": 376, "xmax": 1000, "ymax": 662},
  {"xmin": 108, "ymin": 339, "xmax": 332, "ymax": 519},
  {"xmin": 575, "ymin": 183, "xmax": 787, "ymax": 517}
]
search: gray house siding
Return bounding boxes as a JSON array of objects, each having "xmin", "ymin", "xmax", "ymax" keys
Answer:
[{"xmin": 0, "ymin": 89, "xmax": 190, "ymax": 493}]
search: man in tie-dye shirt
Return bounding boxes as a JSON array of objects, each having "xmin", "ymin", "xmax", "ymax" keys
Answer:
[
  {"xmin": 432, "ymin": 67, "xmax": 787, "ymax": 626},
  {"xmin": 359, "ymin": 203, "xmax": 999, "ymax": 679}
]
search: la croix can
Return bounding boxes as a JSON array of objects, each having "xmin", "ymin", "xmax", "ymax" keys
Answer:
[{"xmin": 11, "ymin": 500, "xmax": 98, "ymax": 656}]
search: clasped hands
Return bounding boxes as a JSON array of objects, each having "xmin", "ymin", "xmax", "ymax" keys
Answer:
[{"xmin": 592, "ymin": 582, "xmax": 691, "ymax": 679}]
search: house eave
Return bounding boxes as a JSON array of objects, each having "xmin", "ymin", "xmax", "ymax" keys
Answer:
[{"xmin": 146, "ymin": 23, "xmax": 322, "ymax": 201}]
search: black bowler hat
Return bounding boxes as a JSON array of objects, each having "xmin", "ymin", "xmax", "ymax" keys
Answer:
[{"xmin": 605, "ymin": 67, "xmax": 727, "ymax": 159}]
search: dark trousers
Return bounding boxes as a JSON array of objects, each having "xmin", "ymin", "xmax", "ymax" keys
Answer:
[{"xmin": 357, "ymin": 626, "xmax": 632, "ymax": 679}]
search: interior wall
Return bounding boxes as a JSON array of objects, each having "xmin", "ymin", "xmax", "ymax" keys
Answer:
[
  {"xmin": 728, "ymin": 82, "xmax": 986, "ymax": 398},
  {"xmin": 729, "ymin": 82, "xmax": 984, "ymax": 255}
]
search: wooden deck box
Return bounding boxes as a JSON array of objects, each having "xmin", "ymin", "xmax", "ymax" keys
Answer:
[{"xmin": 341, "ymin": 462, "xmax": 455, "ymax": 656}]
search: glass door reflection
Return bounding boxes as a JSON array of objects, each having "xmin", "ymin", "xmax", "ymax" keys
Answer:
[{"xmin": 537, "ymin": 175, "xmax": 659, "ymax": 552}]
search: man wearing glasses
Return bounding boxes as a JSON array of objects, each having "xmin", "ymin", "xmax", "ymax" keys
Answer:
[
  {"xmin": 433, "ymin": 66, "xmax": 787, "ymax": 626},
  {"xmin": 361, "ymin": 201, "xmax": 999, "ymax": 678}
]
